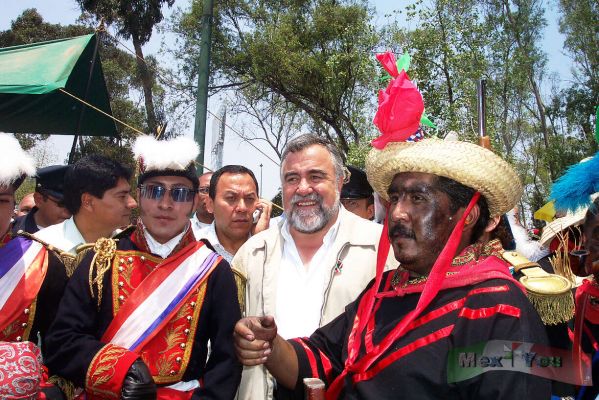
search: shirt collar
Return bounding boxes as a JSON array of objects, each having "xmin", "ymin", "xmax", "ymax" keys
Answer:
[{"xmin": 142, "ymin": 223, "xmax": 188, "ymax": 258}]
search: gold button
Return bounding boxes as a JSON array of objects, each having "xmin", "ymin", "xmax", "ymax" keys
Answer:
[
  {"xmin": 119, "ymin": 258, "xmax": 124, "ymax": 264},
  {"xmin": 128, "ymin": 257, "xmax": 133, "ymax": 263},
  {"xmin": 176, "ymin": 357, "xmax": 182, "ymax": 363},
  {"xmin": 186, "ymin": 316, "xmax": 192, "ymax": 322},
  {"xmin": 119, "ymin": 295, "xmax": 125, "ymax": 301},
  {"xmin": 119, "ymin": 281, "xmax": 124, "ymax": 287},
  {"xmin": 184, "ymin": 329, "xmax": 190, "ymax": 335},
  {"xmin": 190, "ymin": 301, "xmax": 196, "ymax": 308},
  {"xmin": 170, "ymin": 370, "xmax": 177, "ymax": 376},
  {"xmin": 21, "ymin": 322, "xmax": 27, "ymax": 328},
  {"xmin": 179, "ymin": 343, "xmax": 186, "ymax": 349},
  {"xmin": 24, "ymin": 308, "xmax": 30, "ymax": 315},
  {"xmin": 140, "ymin": 256, "xmax": 146, "ymax": 261},
  {"xmin": 16, "ymin": 336, "xmax": 22, "ymax": 342},
  {"xmin": 118, "ymin": 266, "xmax": 124, "ymax": 272}
]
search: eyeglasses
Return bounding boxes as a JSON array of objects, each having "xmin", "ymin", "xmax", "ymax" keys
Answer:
[
  {"xmin": 198, "ymin": 186, "xmax": 210, "ymax": 195},
  {"xmin": 139, "ymin": 184, "xmax": 197, "ymax": 203}
]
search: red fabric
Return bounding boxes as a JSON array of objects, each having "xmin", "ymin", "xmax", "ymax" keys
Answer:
[
  {"xmin": 318, "ymin": 349, "xmax": 333, "ymax": 382},
  {"xmin": 0, "ymin": 341, "xmax": 43, "ymax": 399},
  {"xmin": 0, "ymin": 246, "xmax": 48, "ymax": 333},
  {"xmin": 292, "ymin": 338, "xmax": 319, "ymax": 379},
  {"xmin": 353, "ymin": 325, "xmax": 454, "ymax": 383},
  {"xmin": 86, "ymin": 344, "xmax": 138, "ymax": 400},
  {"xmin": 457, "ymin": 304, "xmax": 521, "ymax": 320},
  {"xmin": 156, "ymin": 388, "xmax": 194, "ymax": 399},
  {"xmin": 372, "ymin": 69, "xmax": 424, "ymax": 149},
  {"xmin": 101, "ymin": 241, "xmax": 220, "ymax": 350},
  {"xmin": 375, "ymin": 52, "xmax": 399, "ymax": 78}
]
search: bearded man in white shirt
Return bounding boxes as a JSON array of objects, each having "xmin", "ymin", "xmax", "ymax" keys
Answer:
[{"xmin": 232, "ymin": 133, "xmax": 397, "ymax": 400}]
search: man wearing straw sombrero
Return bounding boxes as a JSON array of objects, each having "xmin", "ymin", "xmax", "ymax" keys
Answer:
[{"xmin": 233, "ymin": 53, "xmax": 552, "ymax": 398}]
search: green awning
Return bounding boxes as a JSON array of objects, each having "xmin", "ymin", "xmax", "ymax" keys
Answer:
[{"xmin": 0, "ymin": 34, "xmax": 118, "ymax": 137}]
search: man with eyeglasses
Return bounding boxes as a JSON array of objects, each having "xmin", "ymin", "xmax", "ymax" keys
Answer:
[
  {"xmin": 191, "ymin": 171, "xmax": 214, "ymax": 232},
  {"xmin": 12, "ymin": 165, "xmax": 71, "ymax": 235},
  {"xmin": 45, "ymin": 135, "xmax": 241, "ymax": 400}
]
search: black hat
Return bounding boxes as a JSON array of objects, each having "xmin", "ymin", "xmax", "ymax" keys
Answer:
[
  {"xmin": 341, "ymin": 166, "xmax": 373, "ymax": 199},
  {"xmin": 36, "ymin": 165, "xmax": 69, "ymax": 200}
]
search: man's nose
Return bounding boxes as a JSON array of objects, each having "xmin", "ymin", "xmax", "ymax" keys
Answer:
[{"xmin": 127, "ymin": 195, "xmax": 138, "ymax": 209}]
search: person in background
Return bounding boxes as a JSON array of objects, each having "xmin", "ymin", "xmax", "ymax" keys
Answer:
[
  {"xmin": 12, "ymin": 165, "xmax": 71, "ymax": 234},
  {"xmin": 15, "ymin": 192, "xmax": 35, "ymax": 217},
  {"xmin": 191, "ymin": 171, "xmax": 214, "ymax": 232},
  {"xmin": 340, "ymin": 165, "xmax": 375, "ymax": 220},
  {"xmin": 33, "ymin": 155, "xmax": 137, "ymax": 258},
  {"xmin": 195, "ymin": 165, "xmax": 271, "ymax": 263}
]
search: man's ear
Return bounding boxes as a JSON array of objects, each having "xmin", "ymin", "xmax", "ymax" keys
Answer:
[
  {"xmin": 485, "ymin": 215, "xmax": 501, "ymax": 233},
  {"xmin": 33, "ymin": 192, "xmax": 43, "ymax": 205},
  {"xmin": 80, "ymin": 193, "xmax": 94, "ymax": 212},
  {"xmin": 206, "ymin": 197, "xmax": 214, "ymax": 214},
  {"xmin": 366, "ymin": 203, "xmax": 375, "ymax": 220},
  {"xmin": 463, "ymin": 204, "xmax": 480, "ymax": 232}
]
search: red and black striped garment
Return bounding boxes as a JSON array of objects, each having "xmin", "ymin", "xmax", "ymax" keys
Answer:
[{"xmin": 285, "ymin": 257, "xmax": 551, "ymax": 399}]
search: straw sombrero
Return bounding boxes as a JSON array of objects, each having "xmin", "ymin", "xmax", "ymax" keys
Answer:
[{"xmin": 365, "ymin": 138, "xmax": 522, "ymax": 217}]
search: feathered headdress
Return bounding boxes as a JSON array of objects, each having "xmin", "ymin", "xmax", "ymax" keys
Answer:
[
  {"xmin": 133, "ymin": 135, "xmax": 200, "ymax": 188},
  {"xmin": 0, "ymin": 133, "xmax": 36, "ymax": 189},
  {"xmin": 549, "ymin": 152, "xmax": 599, "ymax": 214}
]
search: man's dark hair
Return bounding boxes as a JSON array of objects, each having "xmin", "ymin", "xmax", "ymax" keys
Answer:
[
  {"xmin": 209, "ymin": 165, "xmax": 259, "ymax": 200},
  {"xmin": 435, "ymin": 176, "xmax": 490, "ymax": 244},
  {"xmin": 63, "ymin": 155, "xmax": 132, "ymax": 214}
]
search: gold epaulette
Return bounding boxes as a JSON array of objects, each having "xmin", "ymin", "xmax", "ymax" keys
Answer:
[
  {"xmin": 231, "ymin": 267, "xmax": 247, "ymax": 316},
  {"xmin": 17, "ymin": 230, "xmax": 78, "ymax": 277},
  {"xmin": 502, "ymin": 250, "xmax": 574, "ymax": 325},
  {"xmin": 89, "ymin": 238, "xmax": 118, "ymax": 309}
]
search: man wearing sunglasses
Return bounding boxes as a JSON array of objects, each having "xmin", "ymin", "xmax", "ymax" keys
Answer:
[
  {"xmin": 12, "ymin": 165, "xmax": 71, "ymax": 235},
  {"xmin": 45, "ymin": 135, "xmax": 241, "ymax": 400}
]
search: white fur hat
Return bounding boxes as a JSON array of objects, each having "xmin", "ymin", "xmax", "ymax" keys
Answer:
[
  {"xmin": 133, "ymin": 135, "xmax": 200, "ymax": 186},
  {"xmin": 0, "ymin": 133, "xmax": 36, "ymax": 189}
]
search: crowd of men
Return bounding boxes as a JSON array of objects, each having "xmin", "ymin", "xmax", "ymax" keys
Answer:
[{"xmin": 0, "ymin": 58, "xmax": 597, "ymax": 400}]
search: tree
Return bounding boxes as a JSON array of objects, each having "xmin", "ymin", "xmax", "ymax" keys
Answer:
[
  {"xmin": 76, "ymin": 0, "xmax": 175, "ymax": 136},
  {"xmin": 171, "ymin": 0, "xmax": 380, "ymax": 154}
]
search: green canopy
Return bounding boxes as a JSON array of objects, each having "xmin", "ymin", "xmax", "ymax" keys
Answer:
[{"xmin": 0, "ymin": 34, "xmax": 117, "ymax": 137}]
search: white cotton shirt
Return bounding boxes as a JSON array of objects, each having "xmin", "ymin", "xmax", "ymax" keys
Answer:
[
  {"xmin": 275, "ymin": 216, "xmax": 340, "ymax": 339},
  {"xmin": 34, "ymin": 217, "xmax": 86, "ymax": 255},
  {"xmin": 143, "ymin": 224, "xmax": 188, "ymax": 259},
  {"xmin": 194, "ymin": 222, "xmax": 235, "ymax": 264}
]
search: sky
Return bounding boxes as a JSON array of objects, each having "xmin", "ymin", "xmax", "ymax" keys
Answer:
[{"xmin": 1, "ymin": 0, "xmax": 573, "ymax": 199}]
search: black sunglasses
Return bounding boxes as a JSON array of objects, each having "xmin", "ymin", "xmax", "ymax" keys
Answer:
[{"xmin": 139, "ymin": 184, "xmax": 197, "ymax": 203}]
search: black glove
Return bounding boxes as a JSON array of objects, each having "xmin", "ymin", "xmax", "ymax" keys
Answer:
[{"xmin": 121, "ymin": 359, "xmax": 157, "ymax": 400}]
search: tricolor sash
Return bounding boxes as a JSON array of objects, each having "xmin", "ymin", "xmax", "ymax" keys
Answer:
[
  {"xmin": 101, "ymin": 241, "xmax": 221, "ymax": 352},
  {"xmin": 0, "ymin": 237, "xmax": 48, "ymax": 333}
]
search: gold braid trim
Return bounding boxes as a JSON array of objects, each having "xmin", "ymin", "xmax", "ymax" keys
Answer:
[
  {"xmin": 525, "ymin": 291, "xmax": 575, "ymax": 325},
  {"xmin": 47, "ymin": 375, "xmax": 78, "ymax": 400},
  {"xmin": 17, "ymin": 230, "xmax": 79, "ymax": 276},
  {"xmin": 89, "ymin": 238, "xmax": 117, "ymax": 309},
  {"xmin": 231, "ymin": 268, "xmax": 247, "ymax": 315}
]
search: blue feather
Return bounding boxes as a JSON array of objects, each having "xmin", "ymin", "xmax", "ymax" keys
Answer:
[{"xmin": 549, "ymin": 152, "xmax": 599, "ymax": 213}]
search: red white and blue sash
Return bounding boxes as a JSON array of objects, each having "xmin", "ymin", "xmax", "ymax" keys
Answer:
[
  {"xmin": 101, "ymin": 241, "xmax": 221, "ymax": 352},
  {"xmin": 0, "ymin": 237, "xmax": 48, "ymax": 332}
]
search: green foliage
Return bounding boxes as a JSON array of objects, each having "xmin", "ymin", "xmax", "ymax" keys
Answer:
[
  {"xmin": 172, "ymin": 0, "xmax": 380, "ymax": 154},
  {"xmin": 270, "ymin": 190, "xmax": 284, "ymax": 218}
]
